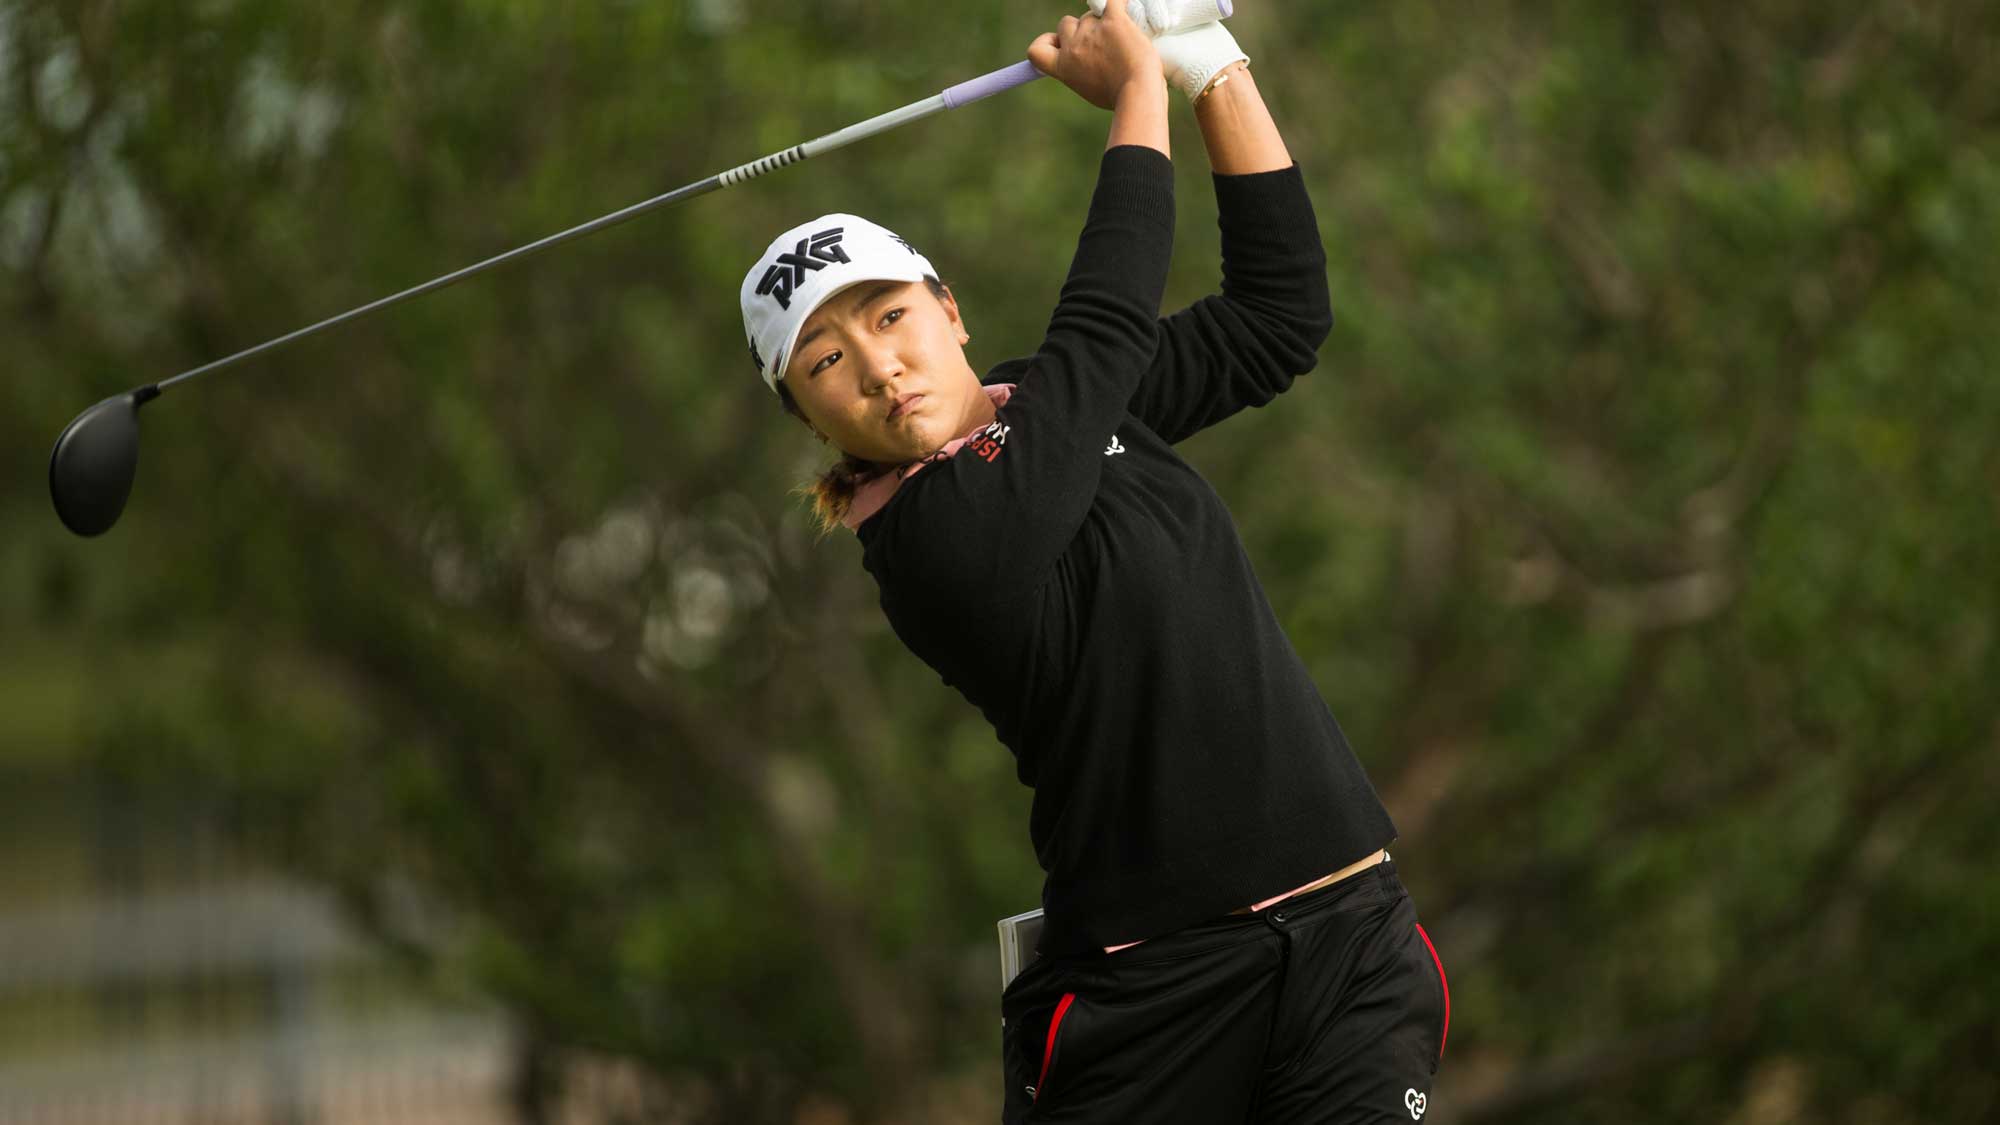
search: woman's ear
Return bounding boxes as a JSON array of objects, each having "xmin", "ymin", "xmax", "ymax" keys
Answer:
[{"xmin": 937, "ymin": 286, "xmax": 969, "ymax": 343}]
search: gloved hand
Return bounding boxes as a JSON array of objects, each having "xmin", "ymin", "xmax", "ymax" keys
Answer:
[
  {"xmin": 1151, "ymin": 20, "xmax": 1249, "ymax": 102},
  {"xmin": 1087, "ymin": 0, "xmax": 1233, "ymax": 39},
  {"xmin": 1087, "ymin": 1, "xmax": 1249, "ymax": 102}
]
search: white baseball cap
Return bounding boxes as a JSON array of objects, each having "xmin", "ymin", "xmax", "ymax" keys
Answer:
[{"xmin": 739, "ymin": 212, "xmax": 942, "ymax": 394}]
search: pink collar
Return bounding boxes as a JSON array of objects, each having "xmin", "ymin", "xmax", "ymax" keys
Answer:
[{"xmin": 842, "ymin": 383, "xmax": 1015, "ymax": 532}]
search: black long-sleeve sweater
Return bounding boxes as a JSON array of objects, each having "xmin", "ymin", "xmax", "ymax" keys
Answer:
[{"xmin": 855, "ymin": 144, "xmax": 1396, "ymax": 959}]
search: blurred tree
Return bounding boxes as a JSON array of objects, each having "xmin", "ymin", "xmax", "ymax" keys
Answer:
[{"xmin": 3, "ymin": 0, "xmax": 1995, "ymax": 1122}]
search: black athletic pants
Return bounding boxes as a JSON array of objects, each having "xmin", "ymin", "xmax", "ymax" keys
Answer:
[{"xmin": 1000, "ymin": 857, "xmax": 1448, "ymax": 1123}]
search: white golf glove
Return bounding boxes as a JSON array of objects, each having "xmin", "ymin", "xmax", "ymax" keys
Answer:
[
  {"xmin": 1087, "ymin": 0, "xmax": 1231, "ymax": 39},
  {"xmin": 1087, "ymin": 1, "xmax": 1250, "ymax": 102},
  {"xmin": 1152, "ymin": 21, "xmax": 1249, "ymax": 102}
]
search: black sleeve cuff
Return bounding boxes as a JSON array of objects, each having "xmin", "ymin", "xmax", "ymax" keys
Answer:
[
  {"xmin": 1212, "ymin": 160, "xmax": 1323, "ymax": 253},
  {"xmin": 1095, "ymin": 144, "xmax": 1176, "ymax": 231}
]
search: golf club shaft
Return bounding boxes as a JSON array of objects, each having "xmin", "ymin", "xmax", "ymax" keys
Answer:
[{"xmin": 156, "ymin": 60, "xmax": 1046, "ymax": 395}]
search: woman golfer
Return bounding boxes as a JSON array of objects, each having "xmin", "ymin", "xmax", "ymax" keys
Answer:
[{"xmin": 739, "ymin": 3, "xmax": 1446, "ymax": 1120}]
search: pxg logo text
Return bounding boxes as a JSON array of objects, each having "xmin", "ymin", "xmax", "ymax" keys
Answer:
[{"xmin": 757, "ymin": 227, "xmax": 850, "ymax": 311}]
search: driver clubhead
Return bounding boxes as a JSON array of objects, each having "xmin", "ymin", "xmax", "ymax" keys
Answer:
[{"xmin": 49, "ymin": 387, "xmax": 157, "ymax": 538}]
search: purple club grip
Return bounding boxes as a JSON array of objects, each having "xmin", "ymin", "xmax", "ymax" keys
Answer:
[{"xmin": 942, "ymin": 60, "xmax": 1044, "ymax": 110}]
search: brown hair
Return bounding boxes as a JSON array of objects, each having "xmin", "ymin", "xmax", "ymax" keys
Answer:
[{"xmin": 775, "ymin": 274, "xmax": 955, "ymax": 535}]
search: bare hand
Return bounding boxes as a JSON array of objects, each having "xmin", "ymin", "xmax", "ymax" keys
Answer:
[{"xmin": 1026, "ymin": 0, "xmax": 1163, "ymax": 111}]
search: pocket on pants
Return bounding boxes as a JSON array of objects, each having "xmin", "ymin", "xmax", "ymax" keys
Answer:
[
  {"xmin": 1001, "ymin": 972, "xmax": 1085, "ymax": 1120},
  {"xmin": 1000, "ymin": 952, "xmax": 1096, "ymax": 1112}
]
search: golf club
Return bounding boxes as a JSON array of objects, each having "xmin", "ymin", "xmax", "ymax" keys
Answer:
[{"xmin": 48, "ymin": 0, "xmax": 1234, "ymax": 537}]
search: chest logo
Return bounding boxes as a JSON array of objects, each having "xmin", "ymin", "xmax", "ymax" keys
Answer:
[
  {"xmin": 1104, "ymin": 435, "xmax": 1125, "ymax": 456},
  {"xmin": 966, "ymin": 420, "xmax": 1009, "ymax": 464}
]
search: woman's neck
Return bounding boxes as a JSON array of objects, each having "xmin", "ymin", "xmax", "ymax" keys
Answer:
[{"xmin": 959, "ymin": 384, "xmax": 1000, "ymax": 436}]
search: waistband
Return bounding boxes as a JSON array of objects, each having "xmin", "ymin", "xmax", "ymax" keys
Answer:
[
  {"xmin": 1071, "ymin": 855, "xmax": 1404, "ymax": 968},
  {"xmin": 1227, "ymin": 848, "xmax": 1389, "ymax": 915}
]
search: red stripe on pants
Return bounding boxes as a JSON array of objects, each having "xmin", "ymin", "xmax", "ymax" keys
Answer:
[
  {"xmin": 1414, "ymin": 923, "xmax": 1449, "ymax": 1059},
  {"xmin": 1036, "ymin": 992, "xmax": 1077, "ymax": 1102}
]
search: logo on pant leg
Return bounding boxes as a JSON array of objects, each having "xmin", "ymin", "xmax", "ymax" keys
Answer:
[{"xmin": 1405, "ymin": 1088, "xmax": 1427, "ymax": 1119}]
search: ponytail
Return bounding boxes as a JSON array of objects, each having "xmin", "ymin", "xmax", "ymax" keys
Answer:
[{"xmin": 789, "ymin": 444, "xmax": 884, "ymax": 536}]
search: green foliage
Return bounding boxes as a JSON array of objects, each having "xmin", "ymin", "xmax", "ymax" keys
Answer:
[{"xmin": 5, "ymin": 0, "xmax": 1997, "ymax": 1121}]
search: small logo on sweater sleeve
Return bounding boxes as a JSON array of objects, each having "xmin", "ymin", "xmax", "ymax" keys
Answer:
[
  {"xmin": 1104, "ymin": 434, "xmax": 1125, "ymax": 456},
  {"xmin": 967, "ymin": 420, "xmax": 1009, "ymax": 463}
]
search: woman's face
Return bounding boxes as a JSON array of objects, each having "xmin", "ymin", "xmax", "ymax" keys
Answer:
[{"xmin": 779, "ymin": 280, "xmax": 985, "ymax": 464}]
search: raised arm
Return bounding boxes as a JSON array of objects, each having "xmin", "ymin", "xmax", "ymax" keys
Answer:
[
  {"xmin": 1193, "ymin": 60, "xmax": 1290, "ymax": 174},
  {"xmin": 862, "ymin": 4, "xmax": 1176, "ymax": 602},
  {"xmin": 1127, "ymin": 63, "xmax": 1335, "ymax": 445}
]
